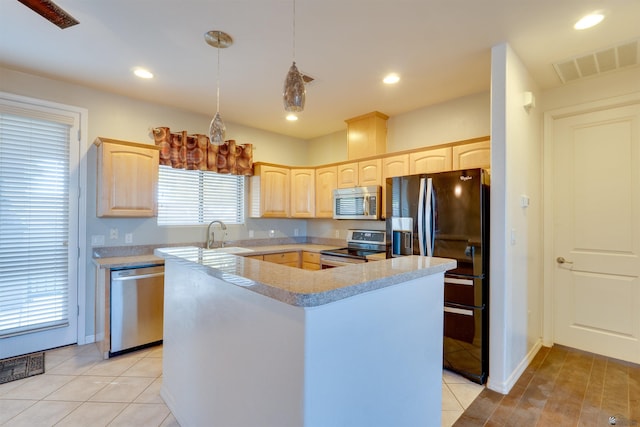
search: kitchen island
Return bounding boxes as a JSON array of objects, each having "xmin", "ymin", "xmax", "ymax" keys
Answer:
[{"xmin": 155, "ymin": 246, "xmax": 456, "ymax": 427}]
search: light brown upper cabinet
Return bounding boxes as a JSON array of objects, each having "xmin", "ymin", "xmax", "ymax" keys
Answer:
[
  {"xmin": 95, "ymin": 137, "xmax": 160, "ymax": 217},
  {"xmin": 452, "ymin": 140, "xmax": 491, "ymax": 170},
  {"xmin": 315, "ymin": 166, "xmax": 337, "ymax": 218},
  {"xmin": 290, "ymin": 168, "xmax": 315, "ymax": 218},
  {"xmin": 250, "ymin": 163, "xmax": 290, "ymax": 218},
  {"xmin": 337, "ymin": 159, "xmax": 382, "ymax": 188},
  {"xmin": 409, "ymin": 147, "xmax": 453, "ymax": 174},
  {"xmin": 345, "ymin": 111, "xmax": 389, "ymax": 160},
  {"xmin": 337, "ymin": 162, "xmax": 358, "ymax": 188},
  {"xmin": 382, "ymin": 154, "xmax": 410, "ymax": 180},
  {"xmin": 381, "ymin": 154, "xmax": 410, "ymax": 217},
  {"xmin": 358, "ymin": 158, "xmax": 382, "ymax": 187}
]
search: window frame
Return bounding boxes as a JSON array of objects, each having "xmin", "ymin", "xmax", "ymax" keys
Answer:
[{"xmin": 0, "ymin": 91, "xmax": 88, "ymax": 356}]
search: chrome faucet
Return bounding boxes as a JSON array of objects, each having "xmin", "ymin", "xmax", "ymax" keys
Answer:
[{"xmin": 206, "ymin": 220, "xmax": 227, "ymax": 249}]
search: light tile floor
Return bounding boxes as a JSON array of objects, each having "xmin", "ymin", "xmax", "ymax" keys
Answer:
[
  {"xmin": 0, "ymin": 344, "xmax": 483, "ymax": 426},
  {"xmin": 441, "ymin": 369, "xmax": 485, "ymax": 427}
]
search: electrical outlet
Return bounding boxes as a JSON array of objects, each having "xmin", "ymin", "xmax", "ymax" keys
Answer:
[
  {"xmin": 109, "ymin": 228, "xmax": 119, "ymax": 240},
  {"xmin": 269, "ymin": 229, "xmax": 275, "ymax": 238},
  {"xmin": 294, "ymin": 228, "xmax": 299, "ymax": 237},
  {"xmin": 91, "ymin": 235, "xmax": 105, "ymax": 246},
  {"xmin": 249, "ymin": 230, "xmax": 254, "ymax": 238},
  {"xmin": 125, "ymin": 233, "xmax": 133, "ymax": 244},
  {"xmin": 335, "ymin": 230, "xmax": 340, "ymax": 238}
]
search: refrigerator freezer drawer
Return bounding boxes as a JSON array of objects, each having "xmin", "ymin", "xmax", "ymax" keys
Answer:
[
  {"xmin": 444, "ymin": 275, "xmax": 485, "ymax": 307},
  {"xmin": 444, "ymin": 304, "xmax": 481, "ymax": 344},
  {"xmin": 443, "ymin": 303, "xmax": 488, "ymax": 384}
]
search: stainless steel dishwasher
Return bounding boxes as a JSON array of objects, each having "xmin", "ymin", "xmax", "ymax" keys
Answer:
[{"xmin": 110, "ymin": 264, "xmax": 164, "ymax": 356}]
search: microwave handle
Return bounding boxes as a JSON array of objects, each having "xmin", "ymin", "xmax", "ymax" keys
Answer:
[{"xmin": 363, "ymin": 195, "xmax": 369, "ymax": 216}]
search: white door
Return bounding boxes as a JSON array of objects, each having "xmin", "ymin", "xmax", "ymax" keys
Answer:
[
  {"xmin": 553, "ymin": 102, "xmax": 640, "ymax": 363},
  {"xmin": 0, "ymin": 96, "xmax": 81, "ymax": 359}
]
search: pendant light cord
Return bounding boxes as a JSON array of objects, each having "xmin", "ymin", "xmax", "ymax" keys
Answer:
[
  {"xmin": 216, "ymin": 31, "xmax": 221, "ymax": 112},
  {"xmin": 292, "ymin": 0, "xmax": 296, "ymax": 62}
]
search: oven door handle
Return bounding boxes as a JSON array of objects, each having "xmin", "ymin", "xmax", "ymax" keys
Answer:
[{"xmin": 320, "ymin": 255, "xmax": 367, "ymax": 268}]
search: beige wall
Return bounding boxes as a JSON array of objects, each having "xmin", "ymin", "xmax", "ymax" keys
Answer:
[
  {"xmin": 0, "ymin": 67, "xmax": 310, "ymax": 166},
  {"xmin": 387, "ymin": 91, "xmax": 490, "ymax": 152},
  {"xmin": 541, "ymin": 65, "xmax": 640, "ymax": 112},
  {"xmin": 306, "ymin": 130, "xmax": 347, "ymax": 165},
  {"xmin": 489, "ymin": 43, "xmax": 544, "ymax": 394},
  {"xmin": 306, "ymin": 92, "xmax": 491, "ymax": 165}
]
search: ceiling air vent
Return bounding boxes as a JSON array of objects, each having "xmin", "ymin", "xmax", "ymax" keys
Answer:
[{"xmin": 553, "ymin": 39, "xmax": 639, "ymax": 84}]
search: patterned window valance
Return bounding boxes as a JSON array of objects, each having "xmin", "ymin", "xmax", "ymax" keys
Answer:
[{"xmin": 152, "ymin": 127, "xmax": 253, "ymax": 176}]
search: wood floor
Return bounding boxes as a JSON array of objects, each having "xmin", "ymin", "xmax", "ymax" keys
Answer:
[{"xmin": 454, "ymin": 345, "xmax": 640, "ymax": 426}]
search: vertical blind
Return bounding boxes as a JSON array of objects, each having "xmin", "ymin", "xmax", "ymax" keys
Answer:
[
  {"xmin": 0, "ymin": 112, "xmax": 71, "ymax": 338},
  {"xmin": 157, "ymin": 165, "xmax": 245, "ymax": 226}
]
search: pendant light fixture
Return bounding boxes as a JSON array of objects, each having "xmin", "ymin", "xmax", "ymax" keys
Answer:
[
  {"xmin": 283, "ymin": 0, "xmax": 306, "ymax": 113},
  {"xmin": 204, "ymin": 30, "xmax": 233, "ymax": 145}
]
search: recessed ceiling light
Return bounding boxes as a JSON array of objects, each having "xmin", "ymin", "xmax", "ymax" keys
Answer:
[
  {"xmin": 383, "ymin": 73, "xmax": 400, "ymax": 84},
  {"xmin": 286, "ymin": 114, "xmax": 298, "ymax": 121},
  {"xmin": 574, "ymin": 13, "xmax": 605, "ymax": 30},
  {"xmin": 133, "ymin": 68, "xmax": 154, "ymax": 79}
]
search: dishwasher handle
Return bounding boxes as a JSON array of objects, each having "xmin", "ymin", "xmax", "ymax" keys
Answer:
[
  {"xmin": 112, "ymin": 272, "xmax": 164, "ymax": 281},
  {"xmin": 110, "ymin": 265, "xmax": 164, "ymax": 280}
]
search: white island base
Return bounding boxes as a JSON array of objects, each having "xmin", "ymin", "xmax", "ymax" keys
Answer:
[{"xmin": 161, "ymin": 257, "xmax": 445, "ymax": 427}]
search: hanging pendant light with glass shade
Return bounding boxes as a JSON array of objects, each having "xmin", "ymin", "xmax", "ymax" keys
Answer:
[
  {"xmin": 283, "ymin": 0, "xmax": 306, "ymax": 113},
  {"xmin": 204, "ymin": 30, "xmax": 233, "ymax": 145}
]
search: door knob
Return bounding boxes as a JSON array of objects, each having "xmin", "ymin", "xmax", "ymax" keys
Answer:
[{"xmin": 556, "ymin": 256, "xmax": 573, "ymax": 264}]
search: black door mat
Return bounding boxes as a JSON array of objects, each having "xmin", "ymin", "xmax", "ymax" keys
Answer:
[{"xmin": 0, "ymin": 352, "xmax": 45, "ymax": 385}]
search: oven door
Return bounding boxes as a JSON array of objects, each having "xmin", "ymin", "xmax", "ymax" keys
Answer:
[{"xmin": 319, "ymin": 254, "xmax": 366, "ymax": 269}]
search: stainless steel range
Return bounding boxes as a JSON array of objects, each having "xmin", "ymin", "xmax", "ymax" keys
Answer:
[{"xmin": 319, "ymin": 229, "xmax": 387, "ymax": 268}]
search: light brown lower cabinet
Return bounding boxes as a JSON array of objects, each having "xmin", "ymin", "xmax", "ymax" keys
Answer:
[
  {"xmin": 302, "ymin": 251, "xmax": 321, "ymax": 270},
  {"xmin": 246, "ymin": 251, "xmax": 322, "ymax": 270},
  {"xmin": 263, "ymin": 251, "xmax": 300, "ymax": 268}
]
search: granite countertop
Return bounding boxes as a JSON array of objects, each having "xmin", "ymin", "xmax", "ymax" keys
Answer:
[
  {"xmin": 92, "ymin": 254, "xmax": 165, "ymax": 269},
  {"xmin": 228, "ymin": 243, "xmax": 343, "ymax": 255},
  {"xmin": 155, "ymin": 246, "xmax": 456, "ymax": 307},
  {"xmin": 92, "ymin": 243, "xmax": 340, "ymax": 269}
]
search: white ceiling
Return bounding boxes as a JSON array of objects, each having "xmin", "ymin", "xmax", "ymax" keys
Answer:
[{"xmin": 1, "ymin": 0, "xmax": 639, "ymax": 140}]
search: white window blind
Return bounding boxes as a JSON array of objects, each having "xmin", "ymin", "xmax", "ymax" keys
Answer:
[
  {"xmin": 157, "ymin": 165, "xmax": 245, "ymax": 226},
  {"xmin": 0, "ymin": 112, "xmax": 71, "ymax": 338}
]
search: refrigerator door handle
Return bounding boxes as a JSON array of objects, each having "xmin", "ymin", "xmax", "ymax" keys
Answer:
[
  {"xmin": 418, "ymin": 178, "xmax": 426, "ymax": 256},
  {"xmin": 425, "ymin": 178, "xmax": 434, "ymax": 257},
  {"xmin": 444, "ymin": 306, "xmax": 474, "ymax": 317}
]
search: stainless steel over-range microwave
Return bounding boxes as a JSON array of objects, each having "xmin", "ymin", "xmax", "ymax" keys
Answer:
[{"xmin": 333, "ymin": 186, "xmax": 381, "ymax": 220}]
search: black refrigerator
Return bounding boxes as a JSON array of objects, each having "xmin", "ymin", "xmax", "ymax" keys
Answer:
[{"xmin": 385, "ymin": 168, "xmax": 489, "ymax": 384}]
